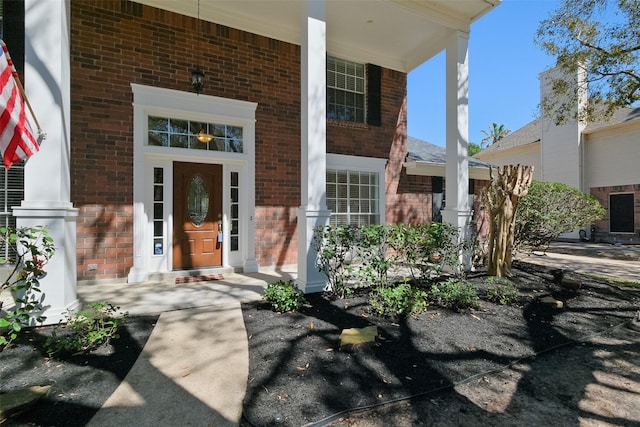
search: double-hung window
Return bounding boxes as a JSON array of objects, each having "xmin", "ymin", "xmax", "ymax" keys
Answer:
[
  {"xmin": 327, "ymin": 56, "xmax": 381, "ymax": 125},
  {"xmin": 327, "ymin": 57, "xmax": 365, "ymax": 123}
]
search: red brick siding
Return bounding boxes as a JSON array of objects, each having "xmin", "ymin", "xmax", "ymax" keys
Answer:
[
  {"xmin": 71, "ymin": 2, "xmax": 410, "ymax": 279},
  {"xmin": 590, "ymin": 184, "xmax": 640, "ymax": 243}
]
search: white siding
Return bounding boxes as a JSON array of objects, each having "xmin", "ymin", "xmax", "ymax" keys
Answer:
[
  {"xmin": 476, "ymin": 143, "xmax": 542, "ymax": 180},
  {"xmin": 585, "ymin": 124, "xmax": 640, "ymax": 188}
]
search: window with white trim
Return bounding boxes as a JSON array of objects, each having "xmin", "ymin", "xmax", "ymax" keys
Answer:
[
  {"xmin": 0, "ymin": 162, "xmax": 24, "ymax": 260},
  {"xmin": 327, "ymin": 56, "xmax": 366, "ymax": 123},
  {"xmin": 152, "ymin": 167, "xmax": 164, "ymax": 255},
  {"xmin": 230, "ymin": 171, "xmax": 240, "ymax": 251},
  {"xmin": 326, "ymin": 169, "xmax": 380, "ymax": 226}
]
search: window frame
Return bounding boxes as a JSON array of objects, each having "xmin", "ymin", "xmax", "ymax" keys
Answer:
[
  {"xmin": 326, "ymin": 154, "xmax": 386, "ymax": 226},
  {"xmin": 327, "ymin": 56, "xmax": 367, "ymax": 123}
]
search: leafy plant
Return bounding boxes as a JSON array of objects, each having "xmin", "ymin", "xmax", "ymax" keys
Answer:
[
  {"xmin": 369, "ymin": 279, "xmax": 428, "ymax": 317},
  {"xmin": 312, "ymin": 225, "xmax": 357, "ymax": 297},
  {"xmin": 515, "ymin": 181, "xmax": 604, "ymax": 252},
  {"xmin": 429, "ymin": 278, "xmax": 479, "ymax": 311},
  {"xmin": 355, "ymin": 224, "xmax": 394, "ymax": 287},
  {"xmin": 485, "ymin": 277, "xmax": 519, "ymax": 305},
  {"xmin": 264, "ymin": 280, "xmax": 307, "ymax": 312},
  {"xmin": 0, "ymin": 226, "xmax": 55, "ymax": 349},
  {"xmin": 44, "ymin": 302, "xmax": 128, "ymax": 357}
]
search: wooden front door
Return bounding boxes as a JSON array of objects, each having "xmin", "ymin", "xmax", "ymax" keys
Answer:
[{"xmin": 173, "ymin": 162, "xmax": 223, "ymax": 269}]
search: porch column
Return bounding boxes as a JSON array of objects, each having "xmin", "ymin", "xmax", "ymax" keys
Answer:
[
  {"xmin": 442, "ymin": 31, "xmax": 472, "ymax": 267},
  {"xmin": 14, "ymin": 0, "xmax": 79, "ymax": 325},
  {"xmin": 297, "ymin": 0, "xmax": 330, "ymax": 293}
]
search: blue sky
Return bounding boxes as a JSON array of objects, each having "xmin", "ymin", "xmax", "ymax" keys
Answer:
[{"xmin": 407, "ymin": 0, "xmax": 560, "ymax": 147}]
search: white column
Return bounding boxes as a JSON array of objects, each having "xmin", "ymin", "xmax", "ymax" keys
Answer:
[
  {"xmin": 297, "ymin": 0, "xmax": 330, "ymax": 293},
  {"xmin": 443, "ymin": 31, "xmax": 472, "ymax": 267},
  {"xmin": 14, "ymin": 0, "xmax": 79, "ymax": 325}
]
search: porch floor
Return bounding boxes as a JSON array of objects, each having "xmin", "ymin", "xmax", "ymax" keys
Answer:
[{"xmin": 77, "ymin": 267, "xmax": 297, "ymax": 316}]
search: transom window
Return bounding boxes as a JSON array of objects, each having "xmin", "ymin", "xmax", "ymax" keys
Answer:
[
  {"xmin": 148, "ymin": 116, "xmax": 243, "ymax": 153},
  {"xmin": 326, "ymin": 169, "xmax": 379, "ymax": 226},
  {"xmin": 327, "ymin": 56, "xmax": 365, "ymax": 123}
]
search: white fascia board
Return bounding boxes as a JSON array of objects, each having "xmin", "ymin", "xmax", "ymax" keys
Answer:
[{"xmin": 404, "ymin": 160, "xmax": 490, "ymax": 180}]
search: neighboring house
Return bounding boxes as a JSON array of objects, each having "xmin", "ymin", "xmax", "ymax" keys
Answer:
[
  {"xmin": 476, "ymin": 67, "xmax": 640, "ymax": 244},
  {"xmin": 404, "ymin": 136, "xmax": 491, "ymax": 238},
  {"xmin": 3, "ymin": 0, "xmax": 500, "ymax": 323}
]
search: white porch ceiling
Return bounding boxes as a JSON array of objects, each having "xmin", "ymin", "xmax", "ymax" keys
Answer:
[{"xmin": 130, "ymin": 0, "xmax": 500, "ymax": 72}]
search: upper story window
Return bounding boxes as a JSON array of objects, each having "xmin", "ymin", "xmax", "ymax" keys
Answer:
[
  {"xmin": 147, "ymin": 116, "xmax": 243, "ymax": 153},
  {"xmin": 327, "ymin": 56, "xmax": 366, "ymax": 123}
]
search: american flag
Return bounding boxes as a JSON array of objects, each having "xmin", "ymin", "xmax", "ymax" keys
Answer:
[{"xmin": 0, "ymin": 39, "xmax": 41, "ymax": 169}]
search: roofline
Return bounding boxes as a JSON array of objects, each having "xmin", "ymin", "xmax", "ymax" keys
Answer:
[{"xmin": 403, "ymin": 160, "xmax": 491, "ymax": 180}]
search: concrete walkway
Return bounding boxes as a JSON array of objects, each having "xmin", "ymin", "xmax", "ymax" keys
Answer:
[
  {"xmin": 78, "ymin": 269, "xmax": 295, "ymax": 426},
  {"xmin": 518, "ymin": 242, "xmax": 640, "ymax": 283},
  {"xmin": 77, "ymin": 244, "xmax": 638, "ymax": 426}
]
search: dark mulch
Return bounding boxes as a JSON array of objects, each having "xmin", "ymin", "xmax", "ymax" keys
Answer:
[
  {"xmin": 0, "ymin": 316, "xmax": 158, "ymax": 426},
  {"xmin": 1, "ymin": 260, "xmax": 639, "ymax": 427},
  {"xmin": 240, "ymin": 262, "xmax": 640, "ymax": 427}
]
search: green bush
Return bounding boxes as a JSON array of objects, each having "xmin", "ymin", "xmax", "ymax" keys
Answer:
[
  {"xmin": 1, "ymin": 226, "xmax": 55, "ymax": 349},
  {"xmin": 485, "ymin": 277, "xmax": 519, "ymax": 305},
  {"xmin": 430, "ymin": 279, "xmax": 479, "ymax": 311},
  {"xmin": 44, "ymin": 302, "xmax": 128, "ymax": 357},
  {"xmin": 355, "ymin": 224, "xmax": 394, "ymax": 287},
  {"xmin": 312, "ymin": 225, "xmax": 357, "ymax": 298},
  {"xmin": 264, "ymin": 280, "xmax": 307, "ymax": 312},
  {"xmin": 369, "ymin": 280, "xmax": 428, "ymax": 317},
  {"xmin": 515, "ymin": 181, "xmax": 604, "ymax": 251}
]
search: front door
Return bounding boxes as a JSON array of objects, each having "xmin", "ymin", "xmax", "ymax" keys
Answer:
[{"xmin": 173, "ymin": 162, "xmax": 223, "ymax": 269}]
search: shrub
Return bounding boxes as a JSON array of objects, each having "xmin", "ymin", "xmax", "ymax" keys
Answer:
[
  {"xmin": 430, "ymin": 278, "xmax": 479, "ymax": 311},
  {"xmin": 264, "ymin": 280, "xmax": 307, "ymax": 312},
  {"xmin": 0, "ymin": 226, "xmax": 55, "ymax": 349},
  {"xmin": 369, "ymin": 280, "xmax": 428, "ymax": 317},
  {"xmin": 44, "ymin": 302, "xmax": 128, "ymax": 357},
  {"xmin": 312, "ymin": 225, "xmax": 357, "ymax": 298},
  {"xmin": 355, "ymin": 224, "xmax": 394, "ymax": 287},
  {"xmin": 515, "ymin": 181, "xmax": 604, "ymax": 252},
  {"xmin": 485, "ymin": 277, "xmax": 519, "ymax": 305}
]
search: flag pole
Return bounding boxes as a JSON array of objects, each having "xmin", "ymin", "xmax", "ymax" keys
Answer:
[{"xmin": 10, "ymin": 72, "xmax": 45, "ymax": 139}]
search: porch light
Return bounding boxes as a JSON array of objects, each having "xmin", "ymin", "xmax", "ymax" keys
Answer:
[
  {"xmin": 196, "ymin": 128, "xmax": 213, "ymax": 143},
  {"xmin": 191, "ymin": 66, "xmax": 205, "ymax": 94},
  {"xmin": 191, "ymin": 0, "xmax": 205, "ymax": 94}
]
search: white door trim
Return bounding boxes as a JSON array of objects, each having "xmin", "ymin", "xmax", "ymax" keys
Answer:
[{"xmin": 128, "ymin": 84, "xmax": 258, "ymax": 283}]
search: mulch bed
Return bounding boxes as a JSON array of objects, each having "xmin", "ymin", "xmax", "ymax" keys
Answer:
[
  {"xmin": 1, "ymin": 261, "xmax": 639, "ymax": 427},
  {"xmin": 240, "ymin": 262, "xmax": 640, "ymax": 427},
  {"xmin": 0, "ymin": 316, "xmax": 158, "ymax": 427}
]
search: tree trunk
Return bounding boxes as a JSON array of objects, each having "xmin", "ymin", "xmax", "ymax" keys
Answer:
[{"xmin": 484, "ymin": 165, "xmax": 534, "ymax": 277}]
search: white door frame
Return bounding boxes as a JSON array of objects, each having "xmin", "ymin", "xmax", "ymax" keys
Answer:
[{"xmin": 128, "ymin": 84, "xmax": 258, "ymax": 283}]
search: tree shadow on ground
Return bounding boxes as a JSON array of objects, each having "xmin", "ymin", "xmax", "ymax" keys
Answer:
[{"xmin": 241, "ymin": 268, "xmax": 640, "ymax": 427}]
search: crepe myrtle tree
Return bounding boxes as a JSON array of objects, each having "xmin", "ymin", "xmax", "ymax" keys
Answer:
[
  {"xmin": 482, "ymin": 165, "xmax": 535, "ymax": 277},
  {"xmin": 536, "ymin": 0, "xmax": 640, "ymax": 124}
]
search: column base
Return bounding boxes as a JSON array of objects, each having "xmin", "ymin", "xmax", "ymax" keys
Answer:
[
  {"xmin": 243, "ymin": 258, "xmax": 259, "ymax": 274},
  {"xmin": 127, "ymin": 267, "xmax": 149, "ymax": 284},
  {"xmin": 13, "ymin": 204, "xmax": 80, "ymax": 326},
  {"xmin": 296, "ymin": 207, "xmax": 331, "ymax": 294}
]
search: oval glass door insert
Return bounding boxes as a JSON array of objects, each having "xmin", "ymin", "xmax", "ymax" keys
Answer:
[{"xmin": 187, "ymin": 174, "xmax": 209, "ymax": 226}]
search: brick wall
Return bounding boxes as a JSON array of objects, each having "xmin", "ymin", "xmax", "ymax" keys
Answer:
[
  {"xmin": 590, "ymin": 184, "xmax": 640, "ymax": 244},
  {"xmin": 71, "ymin": 2, "xmax": 410, "ymax": 279}
]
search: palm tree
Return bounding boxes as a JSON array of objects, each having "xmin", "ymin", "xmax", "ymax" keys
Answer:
[{"xmin": 481, "ymin": 123, "xmax": 510, "ymax": 147}]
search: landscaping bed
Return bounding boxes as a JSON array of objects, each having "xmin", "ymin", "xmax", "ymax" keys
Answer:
[
  {"xmin": 1, "ymin": 260, "xmax": 638, "ymax": 427},
  {"xmin": 241, "ymin": 261, "xmax": 640, "ymax": 427}
]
